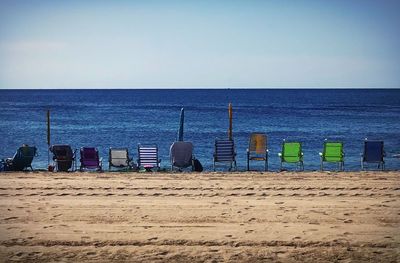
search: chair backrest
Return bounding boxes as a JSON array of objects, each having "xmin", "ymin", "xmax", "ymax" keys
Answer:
[
  {"xmin": 50, "ymin": 145, "xmax": 74, "ymax": 160},
  {"xmin": 80, "ymin": 147, "xmax": 100, "ymax": 167},
  {"xmin": 50, "ymin": 145, "xmax": 74, "ymax": 171},
  {"xmin": 12, "ymin": 146, "xmax": 37, "ymax": 170},
  {"xmin": 363, "ymin": 140, "xmax": 384, "ymax": 162},
  {"xmin": 323, "ymin": 142, "xmax": 343, "ymax": 162},
  {"xmin": 282, "ymin": 141, "xmax": 302, "ymax": 162},
  {"xmin": 138, "ymin": 144, "xmax": 159, "ymax": 167},
  {"xmin": 214, "ymin": 139, "xmax": 235, "ymax": 162},
  {"xmin": 170, "ymin": 141, "xmax": 193, "ymax": 168},
  {"xmin": 248, "ymin": 133, "xmax": 267, "ymax": 154},
  {"xmin": 109, "ymin": 148, "xmax": 129, "ymax": 167}
]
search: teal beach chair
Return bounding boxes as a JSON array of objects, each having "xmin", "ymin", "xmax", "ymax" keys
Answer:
[
  {"xmin": 278, "ymin": 140, "xmax": 304, "ymax": 171},
  {"xmin": 319, "ymin": 140, "xmax": 344, "ymax": 171},
  {"xmin": 3, "ymin": 145, "xmax": 38, "ymax": 171}
]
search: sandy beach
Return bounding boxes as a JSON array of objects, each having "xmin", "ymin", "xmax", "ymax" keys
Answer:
[{"xmin": 0, "ymin": 171, "xmax": 399, "ymax": 262}]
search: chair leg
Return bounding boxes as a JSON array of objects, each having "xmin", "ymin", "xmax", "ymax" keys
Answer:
[
  {"xmin": 280, "ymin": 161, "xmax": 283, "ymax": 171},
  {"xmin": 247, "ymin": 157, "xmax": 249, "ymax": 171},
  {"xmin": 320, "ymin": 161, "xmax": 323, "ymax": 171},
  {"xmin": 265, "ymin": 159, "xmax": 267, "ymax": 172}
]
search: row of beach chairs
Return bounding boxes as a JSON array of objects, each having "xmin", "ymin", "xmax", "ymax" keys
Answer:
[
  {"xmin": 0, "ymin": 135, "xmax": 387, "ymax": 172},
  {"xmin": 216, "ymin": 134, "xmax": 386, "ymax": 171}
]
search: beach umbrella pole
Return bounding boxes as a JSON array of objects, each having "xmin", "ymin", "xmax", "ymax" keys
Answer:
[
  {"xmin": 47, "ymin": 110, "xmax": 50, "ymax": 168},
  {"xmin": 228, "ymin": 103, "xmax": 233, "ymax": 140},
  {"xmin": 178, "ymin": 108, "xmax": 184, "ymax": 141}
]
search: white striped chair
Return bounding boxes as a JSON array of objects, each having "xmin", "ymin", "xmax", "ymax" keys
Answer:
[{"xmin": 137, "ymin": 144, "xmax": 161, "ymax": 171}]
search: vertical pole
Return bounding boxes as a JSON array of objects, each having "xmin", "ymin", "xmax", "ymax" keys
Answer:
[
  {"xmin": 47, "ymin": 110, "xmax": 50, "ymax": 167},
  {"xmin": 228, "ymin": 103, "xmax": 232, "ymax": 140}
]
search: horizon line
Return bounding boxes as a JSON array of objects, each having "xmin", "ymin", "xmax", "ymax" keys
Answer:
[{"xmin": 1, "ymin": 86, "xmax": 399, "ymax": 90}]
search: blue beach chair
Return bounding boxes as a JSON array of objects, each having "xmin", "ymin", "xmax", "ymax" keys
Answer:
[
  {"xmin": 2, "ymin": 145, "xmax": 38, "ymax": 171},
  {"xmin": 361, "ymin": 139, "xmax": 385, "ymax": 170},
  {"xmin": 213, "ymin": 139, "xmax": 237, "ymax": 171}
]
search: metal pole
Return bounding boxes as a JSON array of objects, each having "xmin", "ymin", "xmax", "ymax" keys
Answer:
[{"xmin": 47, "ymin": 110, "xmax": 50, "ymax": 167}]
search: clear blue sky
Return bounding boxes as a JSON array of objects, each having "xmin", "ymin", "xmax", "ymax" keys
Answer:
[{"xmin": 0, "ymin": 0, "xmax": 399, "ymax": 88}]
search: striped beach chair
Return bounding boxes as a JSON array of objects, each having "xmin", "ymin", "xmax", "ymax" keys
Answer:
[
  {"xmin": 137, "ymin": 144, "xmax": 161, "ymax": 171},
  {"xmin": 213, "ymin": 139, "xmax": 237, "ymax": 171}
]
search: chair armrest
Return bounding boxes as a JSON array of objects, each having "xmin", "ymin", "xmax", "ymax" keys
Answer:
[
  {"xmin": 319, "ymin": 152, "xmax": 323, "ymax": 156},
  {"xmin": 277, "ymin": 153, "xmax": 282, "ymax": 157},
  {"xmin": 246, "ymin": 148, "xmax": 249, "ymax": 153}
]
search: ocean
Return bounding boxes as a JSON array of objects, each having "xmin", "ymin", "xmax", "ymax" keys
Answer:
[{"xmin": 1, "ymin": 89, "xmax": 399, "ymax": 171}]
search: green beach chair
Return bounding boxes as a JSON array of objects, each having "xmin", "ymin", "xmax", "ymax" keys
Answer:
[
  {"xmin": 319, "ymin": 140, "xmax": 344, "ymax": 171},
  {"xmin": 278, "ymin": 140, "xmax": 304, "ymax": 171}
]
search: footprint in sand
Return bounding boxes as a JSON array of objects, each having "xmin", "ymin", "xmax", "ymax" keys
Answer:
[
  {"xmin": 245, "ymin": 230, "xmax": 254, "ymax": 234},
  {"xmin": 275, "ymin": 201, "xmax": 284, "ymax": 205},
  {"xmin": 148, "ymin": 237, "xmax": 158, "ymax": 241}
]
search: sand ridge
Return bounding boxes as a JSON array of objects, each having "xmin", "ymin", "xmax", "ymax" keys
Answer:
[{"xmin": 0, "ymin": 171, "xmax": 399, "ymax": 262}]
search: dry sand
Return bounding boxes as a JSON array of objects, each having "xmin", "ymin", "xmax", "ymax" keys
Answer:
[{"xmin": 0, "ymin": 171, "xmax": 399, "ymax": 262}]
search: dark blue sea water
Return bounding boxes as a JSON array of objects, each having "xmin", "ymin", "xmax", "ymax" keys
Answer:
[{"xmin": 1, "ymin": 89, "xmax": 399, "ymax": 171}]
